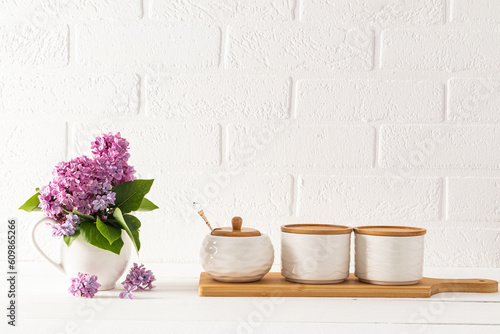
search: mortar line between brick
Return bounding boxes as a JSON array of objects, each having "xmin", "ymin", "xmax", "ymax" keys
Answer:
[
  {"xmin": 142, "ymin": 0, "xmax": 149, "ymax": 20},
  {"xmin": 443, "ymin": 177, "xmax": 449, "ymax": 221},
  {"xmin": 66, "ymin": 25, "xmax": 71, "ymax": 66},
  {"xmin": 294, "ymin": 0, "xmax": 302, "ymax": 21},
  {"xmin": 71, "ymin": 24, "xmax": 78, "ymax": 66},
  {"xmin": 443, "ymin": 79, "xmax": 449, "ymax": 122},
  {"xmin": 289, "ymin": 76, "xmax": 296, "ymax": 119},
  {"xmin": 373, "ymin": 125, "xmax": 379, "ymax": 169},
  {"xmin": 139, "ymin": 73, "xmax": 146, "ymax": 116},
  {"xmin": 294, "ymin": 174, "xmax": 302, "ymax": 218},
  {"xmin": 65, "ymin": 122, "xmax": 69, "ymax": 161},
  {"xmin": 220, "ymin": 123, "xmax": 226, "ymax": 167},
  {"xmin": 220, "ymin": 25, "xmax": 229, "ymax": 69},
  {"xmin": 445, "ymin": 0, "xmax": 452, "ymax": 23},
  {"xmin": 373, "ymin": 28, "xmax": 381, "ymax": 70}
]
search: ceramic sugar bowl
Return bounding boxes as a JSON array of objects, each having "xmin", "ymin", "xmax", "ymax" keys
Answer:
[{"xmin": 200, "ymin": 217, "xmax": 274, "ymax": 282}]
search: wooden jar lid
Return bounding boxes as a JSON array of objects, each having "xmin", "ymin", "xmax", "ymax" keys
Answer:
[
  {"xmin": 281, "ymin": 224, "xmax": 353, "ymax": 235},
  {"xmin": 211, "ymin": 217, "xmax": 261, "ymax": 237},
  {"xmin": 354, "ymin": 225, "xmax": 426, "ymax": 237}
]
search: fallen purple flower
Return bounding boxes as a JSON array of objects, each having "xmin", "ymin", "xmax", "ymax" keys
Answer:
[
  {"xmin": 69, "ymin": 273, "xmax": 101, "ymax": 298},
  {"xmin": 119, "ymin": 283, "xmax": 138, "ymax": 299},
  {"xmin": 122, "ymin": 263, "xmax": 156, "ymax": 291}
]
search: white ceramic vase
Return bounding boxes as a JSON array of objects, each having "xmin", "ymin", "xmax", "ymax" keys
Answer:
[{"xmin": 32, "ymin": 218, "xmax": 132, "ymax": 290}]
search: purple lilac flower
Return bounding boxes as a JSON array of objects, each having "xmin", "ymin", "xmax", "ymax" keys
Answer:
[
  {"xmin": 122, "ymin": 263, "xmax": 156, "ymax": 291},
  {"xmin": 38, "ymin": 133, "xmax": 135, "ymax": 236},
  {"xmin": 119, "ymin": 283, "xmax": 138, "ymax": 299},
  {"xmin": 92, "ymin": 195, "xmax": 107, "ymax": 211},
  {"xmin": 105, "ymin": 192, "xmax": 116, "ymax": 205},
  {"xmin": 68, "ymin": 273, "xmax": 101, "ymax": 298},
  {"xmin": 51, "ymin": 213, "xmax": 80, "ymax": 236},
  {"xmin": 92, "ymin": 192, "xmax": 117, "ymax": 212}
]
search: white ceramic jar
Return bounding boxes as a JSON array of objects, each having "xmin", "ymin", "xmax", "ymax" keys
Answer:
[
  {"xmin": 281, "ymin": 224, "xmax": 352, "ymax": 284},
  {"xmin": 200, "ymin": 217, "xmax": 274, "ymax": 283},
  {"xmin": 354, "ymin": 226, "xmax": 426, "ymax": 285}
]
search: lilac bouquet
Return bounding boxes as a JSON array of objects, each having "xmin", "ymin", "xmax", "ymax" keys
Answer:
[{"xmin": 20, "ymin": 133, "xmax": 158, "ymax": 254}]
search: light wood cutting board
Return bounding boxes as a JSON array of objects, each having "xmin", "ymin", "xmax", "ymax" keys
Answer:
[{"xmin": 199, "ymin": 272, "xmax": 498, "ymax": 298}]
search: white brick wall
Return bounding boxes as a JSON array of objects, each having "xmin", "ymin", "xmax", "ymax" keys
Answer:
[{"xmin": 2, "ymin": 0, "xmax": 500, "ymax": 268}]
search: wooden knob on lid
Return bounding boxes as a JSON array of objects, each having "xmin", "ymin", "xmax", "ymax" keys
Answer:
[
  {"xmin": 232, "ymin": 216, "xmax": 243, "ymax": 231},
  {"xmin": 211, "ymin": 216, "xmax": 261, "ymax": 237}
]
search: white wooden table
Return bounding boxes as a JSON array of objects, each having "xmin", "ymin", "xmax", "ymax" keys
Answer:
[{"xmin": 3, "ymin": 263, "xmax": 500, "ymax": 334}]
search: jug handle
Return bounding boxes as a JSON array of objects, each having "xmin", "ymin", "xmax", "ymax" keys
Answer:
[{"xmin": 31, "ymin": 218, "xmax": 64, "ymax": 274}]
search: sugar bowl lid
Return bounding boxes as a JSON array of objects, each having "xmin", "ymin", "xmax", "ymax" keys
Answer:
[
  {"xmin": 354, "ymin": 225, "xmax": 426, "ymax": 236},
  {"xmin": 281, "ymin": 224, "xmax": 352, "ymax": 235},
  {"xmin": 211, "ymin": 217, "xmax": 261, "ymax": 237}
]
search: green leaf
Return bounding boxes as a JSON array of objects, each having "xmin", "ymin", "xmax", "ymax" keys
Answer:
[
  {"xmin": 112, "ymin": 179, "xmax": 154, "ymax": 213},
  {"xmin": 96, "ymin": 216, "xmax": 121, "ymax": 245},
  {"xmin": 70, "ymin": 211, "xmax": 96, "ymax": 223},
  {"xmin": 113, "ymin": 208, "xmax": 140, "ymax": 254},
  {"xmin": 103, "ymin": 218, "xmax": 122, "ymax": 229},
  {"xmin": 63, "ymin": 230, "xmax": 80, "ymax": 247},
  {"xmin": 123, "ymin": 214, "xmax": 141, "ymax": 252},
  {"xmin": 137, "ymin": 198, "xmax": 159, "ymax": 212},
  {"xmin": 19, "ymin": 192, "xmax": 41, "ymax": 212},
  {"xmin": 79, "ymin": 220, "xmax": 124, "ymax": 255}
]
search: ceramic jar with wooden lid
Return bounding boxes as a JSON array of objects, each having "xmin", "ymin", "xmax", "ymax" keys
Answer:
[
  {"xmin": 354, "ymin": 226, "xmax": 426, "ymax": 285},
  {"xmin": 281, "ymin": 224, "xmax": 352, "ymax": 284},
  {"xmin": 200, "ymin": 217, "xmax": 274, "ymax": 283}
]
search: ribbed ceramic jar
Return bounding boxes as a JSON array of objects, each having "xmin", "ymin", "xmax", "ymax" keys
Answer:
[
  {"xmin": 354, "ymin": 226, "xmax": 426, "ymax": 285},
  {"xmin": 200, "ymin": 217, "xmax": 274, "ymax": 283},
  {"xmin": 201, "ymin": 234, "xmax": 274, "ymax": 282},
  {"xmin": 281, "ymin": 224, "xmax": 352, "ymax": 284}
]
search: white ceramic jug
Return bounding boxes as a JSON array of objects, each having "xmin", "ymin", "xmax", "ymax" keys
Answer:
[{"xmin": 32, "ymin": 218, "xmax": 132, "ymax": 290}]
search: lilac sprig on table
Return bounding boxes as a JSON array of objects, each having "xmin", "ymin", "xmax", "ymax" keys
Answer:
[
  {"xmin": 119, "ymin": 283, "xmax": 138, "ymax": 299},
  {"xmin": 68, "ymin": 273, "xmax": 101, "ymax": 298},
  {"xmin": 119, "ymin": 263, "xmax": 156, "ymax": 299},
  {"xmin": 20, "ymin": 132, "xmax": 159, "ymax": 255}
]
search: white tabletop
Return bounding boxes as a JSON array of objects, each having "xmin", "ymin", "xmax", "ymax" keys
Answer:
[{"xmin": 3, "ymin": 263, "xmax": 500, "ymax": 334}]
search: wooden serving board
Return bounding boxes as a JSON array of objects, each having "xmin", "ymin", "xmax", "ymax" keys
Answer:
[{"xmin": 199, "ymin": 272, "xmax": 498, "ymax": 298}]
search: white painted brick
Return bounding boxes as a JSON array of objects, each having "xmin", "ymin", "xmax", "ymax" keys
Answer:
[
  {"xmin": 379, "ymin": 125, "xmax": 500, "ymax": 169},
  {"xmin": 381, "ymin": 29, "xmax": 500, "ymax": 71},
  {"xmin": 78, "ymin": 24, "xmax": 221, "ymax": 69},
  {"xmin": 0, "ymin": 121, "xmax": 66, "ymax": 210},
  {"xmin": 0, "ymin": 25, "xmax": 68, "ymax": 67},
  {"xmin": 448, "ymin": 78, "xmax": 500, "ymax": 122},
  {"xmin": 451, "ymin": 0, "xmax": 500, "ymax": 22},
  {"xmin": 0, "ymin": 74, "xmax": 140, "ymax": 115},
  {"xmin": 146, "ymin": 75, "xmax": 290, "ymax": 119},
  {"xmin": 426, "ymin": 228, "xmax": 500, "ymax": 267},
  {"xmin": 70, "ymin": 122, "xmax": 221, "ymax": 170},
  {"xmin": 0, "ymin": 0, "xmax": 142, "ymax": 20},
  {"xmin": 0, "ymin": 121, "xmax": 66, "ymax": 262},
  {"xmin": 301, "ymin": 0, "xmax": 444, "ymax": 26},
  {"xmin": 227, "ymin": 25, "xmax": 374, "ymax": 71},
  {"xmin": 227, "ymin": 124, "xmax": 375, "ymax": 169},
  {"xmin": 150, "ymin": 0, "xmax": 294, "ymax": 21},
  {"xmin": 298, "ymin": 176, "xmax": 441, "ymax": 222},
  {"xmin": 296, "ymin": 80, "xmax": 444, "ymax": 122},
  {"xmin": 139, "ymin": 172, "xmax": 292, "ymax": 262},
  {"xmin": 447, "ymin": 178, "xmax": 500, "ymax": 222}
]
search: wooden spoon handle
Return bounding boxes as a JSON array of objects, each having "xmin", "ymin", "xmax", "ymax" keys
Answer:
[{"xmin": 429, "ymin": 278, "xmax": 498, "ymax": 294}]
